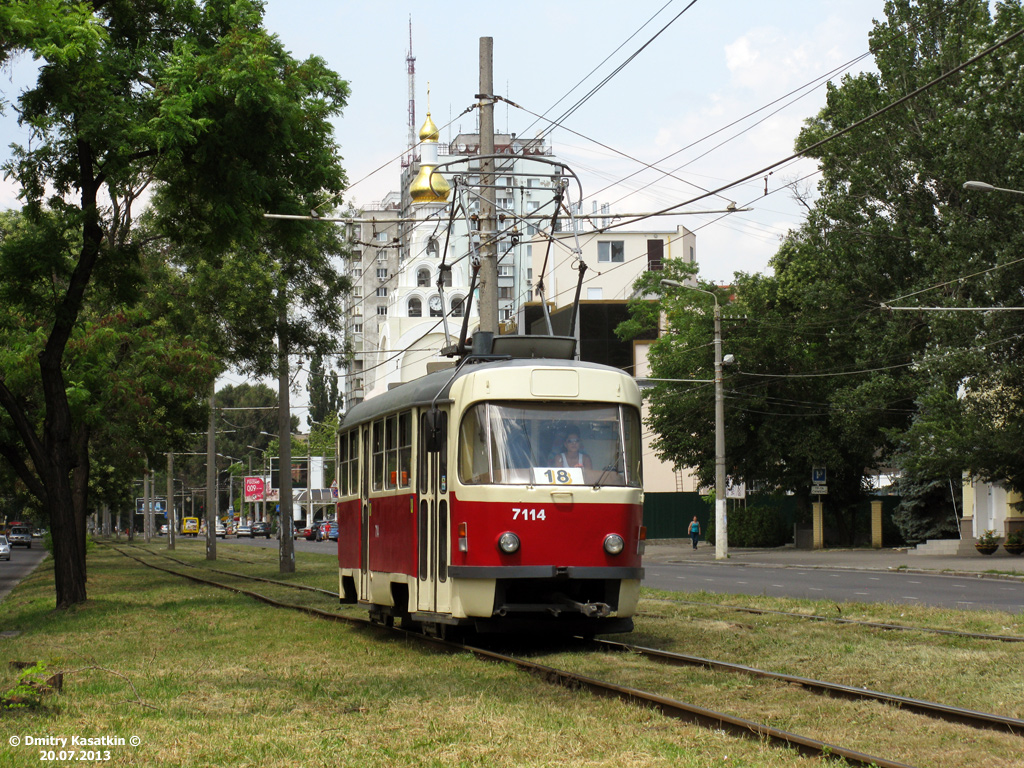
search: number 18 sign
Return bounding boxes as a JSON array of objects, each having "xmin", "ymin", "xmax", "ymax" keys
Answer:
[{"xmin": 533, "ymin": 467, "xmax": 585, "ymax": 485}]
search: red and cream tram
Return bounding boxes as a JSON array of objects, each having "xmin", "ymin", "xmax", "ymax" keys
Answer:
[{"xmin": 335, "ymin": 337, "xmax": 646, "ymax": 636}]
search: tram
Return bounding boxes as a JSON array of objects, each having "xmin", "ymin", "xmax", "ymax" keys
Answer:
[{"xmin": 335, "ymin": 334, "xmax": 646, "ymax": 636}]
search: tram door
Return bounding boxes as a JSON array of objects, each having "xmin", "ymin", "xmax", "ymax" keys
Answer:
[
  {"xmin": 417, "ymin": 409, "xmax": 451, "ymax": 614},
  {"xmin": 359, "ymin": 426, "xmax": 371, "ymax": 601}
]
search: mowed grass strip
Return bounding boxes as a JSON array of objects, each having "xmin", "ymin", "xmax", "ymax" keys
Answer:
[
  {"xmin": 1, "ymin": 545, "xmax": 813, "ymax": 768},
  {"xmin": 532, "ymin": 589, "xmax": 1024, "ymax": 767}
]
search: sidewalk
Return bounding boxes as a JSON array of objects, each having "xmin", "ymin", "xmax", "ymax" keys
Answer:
[{"xmin": 644, "ymin": 539, "xmax": 1024, "ymax": 580}]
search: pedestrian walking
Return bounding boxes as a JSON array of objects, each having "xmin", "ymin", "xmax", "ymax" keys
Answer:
[{"xmin": 689, "ymin": 516, "xmax": 700, "ymax": 550}]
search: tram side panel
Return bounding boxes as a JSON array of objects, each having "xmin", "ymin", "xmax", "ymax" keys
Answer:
[{"xmin": 366, "ymin": 493, "xmax": 418, "ymax": 576}]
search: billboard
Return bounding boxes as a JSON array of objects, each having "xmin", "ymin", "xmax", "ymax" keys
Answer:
[
  {"xmin": 244, "ymin": 476, "xmax": 265, "ymax": 503},
  {"xmin": 135, "ymin": 497, "xmax": 167, "ymax": 516},
  {"xmin": 244, "ymin": 477, "xmax": 280, "ymax": 503},
  {"xmin": 270, "ymin": 457, "xmax": 308, "ymax": 490}
]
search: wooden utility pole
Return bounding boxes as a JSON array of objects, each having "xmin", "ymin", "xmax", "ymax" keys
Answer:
[
  {"xmin": 205, "ymin": 387, "xmax": 217, "ymax": 560},
  {"xmin": 477, "ymin": 37, "xmax": 498, "ymax": 333},
  {"xmin": 278, "ymin": 304, "xmax": 296, "ymax": 573}
]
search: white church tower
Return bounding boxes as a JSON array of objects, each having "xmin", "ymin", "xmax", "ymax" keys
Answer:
[{"xmin": 363, "ymin": 107, "xmax": 478, "ymax": 398}]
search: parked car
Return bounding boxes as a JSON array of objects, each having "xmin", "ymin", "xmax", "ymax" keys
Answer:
[
  {"xmin": 302, "ymin": 522, "xmax": 321, "ymax": 541},
  {"xmin": 8, "ymin": 527, "xmax": 32, "ymax": 549},
  {"xmin": 159, "ymin": 524, "xmax": 168, "ymax": 536},
  {"xmin": 250, "ymin": 522, "xmax": 271, "ymax": 539},
  {"xmin": 235, "ymin": 523, "xmax": 252, "ymax": 537},
  {"xmin": 31, "ymin": 528, "xmax": 45, "ymax": 539},
  {"xmin": 0, "ymin": 535, "xmax": 10, "ymax": 560},
  {"xmin": 215, "ymin": 522, "xmax": 227, "ymax": 538},
  {"xmin": 327, "ymin": 521, "xmax": 340, "ymax": 542}
]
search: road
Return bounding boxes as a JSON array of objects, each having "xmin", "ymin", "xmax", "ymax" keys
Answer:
[
  {"xmin": 214, "ymin": 536, "xmax": 1024, "ymax": 613},
  {"xmin": 0, "ymin": 546, "xmax": 48, "ymax": 603},
  {"xmin": 643, "ymin": 561, "xmax": 1024, "ymax": 613}
]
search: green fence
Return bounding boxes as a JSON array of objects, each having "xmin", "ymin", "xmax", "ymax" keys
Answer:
[{"xmin": 643, "ymin": 492, "xmax": 711, "ymax": 539}]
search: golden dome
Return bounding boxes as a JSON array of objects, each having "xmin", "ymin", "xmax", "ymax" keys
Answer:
[
  {"xmin": 419, "ymin": 112, "xmax": 439, "ymax": 142},
  {"xmin": 410, "ymin": 162, "xmax": 450, "ymax": 203}
]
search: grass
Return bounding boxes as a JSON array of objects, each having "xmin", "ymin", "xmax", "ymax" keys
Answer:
[{"xmin": 0, "ymin": 539, "xmax": 1020, "ymax": 766}]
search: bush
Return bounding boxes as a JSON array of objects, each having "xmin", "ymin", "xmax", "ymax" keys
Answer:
[{"xmin": 707, "ymin": 503, "xmax": 791, "ymax": 548}]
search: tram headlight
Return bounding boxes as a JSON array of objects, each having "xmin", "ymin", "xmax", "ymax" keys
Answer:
[
  {"xmin": 497, "ymin": 532, "xmax": 520, "ymax": 554},
  {"xmin": 604, "ymin": 533, "xmax": 625, "ymax": 555}
]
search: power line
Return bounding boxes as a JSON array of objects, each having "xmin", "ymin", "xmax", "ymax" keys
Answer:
[{"xmin": 598, "ymin": 22, "xmax": 1024, "ymax": 233}]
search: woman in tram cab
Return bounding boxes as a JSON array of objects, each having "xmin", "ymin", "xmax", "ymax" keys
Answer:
[{"xmin": 553, "ymin": 430, "xmax": 592, "ymax": 471}]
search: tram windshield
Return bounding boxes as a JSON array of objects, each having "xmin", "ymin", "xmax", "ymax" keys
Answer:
[{"xmin": 458, "ymin": 402, "xmax": 642, "ymax": 487}]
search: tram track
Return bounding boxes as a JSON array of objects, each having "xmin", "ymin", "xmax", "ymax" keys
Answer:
[
  {"xmin": 99, "ymin": 541, "xmax": 1024, "ymax": 766},
  {"xmin": 589, "ymin": 637, "xmax": 1024, "ymax": 735},
  {"xmin": 650, "ymin": 597, "xmax": 1024, "ymax": 643}
]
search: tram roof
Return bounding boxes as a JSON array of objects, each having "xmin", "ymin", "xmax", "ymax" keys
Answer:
[{"xmin": 339, "ymin": 357, "xmax": 634, "ymax": 431}]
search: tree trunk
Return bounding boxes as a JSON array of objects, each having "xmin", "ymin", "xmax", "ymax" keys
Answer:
[{"xmin": 71, "ymin": 426, "xmax": 91, "ymax": 581}]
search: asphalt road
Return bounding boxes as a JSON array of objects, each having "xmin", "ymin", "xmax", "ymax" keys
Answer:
[
  {"xmin": 0, "ymin": 546, "xmax": 48, "ymax": 603},
  {"xmin": 212, "ymin": 536, "xmax": 1024, "ymax": 613},
  {"xmin": 643, "ymin": 561, "xmax": 1024, "ymax": 613}
]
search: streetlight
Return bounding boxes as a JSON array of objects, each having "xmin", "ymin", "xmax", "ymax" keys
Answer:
[
  {"xmin": 661, "ymin": 278, "xmax": 728, "ymax": 560},
  {"xmin": 963, "ymin": 180, "xmax": 1024, "ymax": 196}
]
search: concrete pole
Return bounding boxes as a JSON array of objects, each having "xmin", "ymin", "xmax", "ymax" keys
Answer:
[
  {"xmin": 167, "ymin": 452, "xmax": 176, "ymax": 551},
  {"xmin": 143, "ymin": 458, "xmax": 151, "ymax": 543},
  {"xmin": 477, "ymin": 36, "xmax": 498, "ymax": 335},
  {"xmin": 713, "ymin": 302, "xmax": 728, "ymax": 560}
]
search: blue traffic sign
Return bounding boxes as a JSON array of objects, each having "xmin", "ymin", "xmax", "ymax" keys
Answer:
[{"xmin": 812, "ymin": 467, "xmax": 826, "ymax": 484}]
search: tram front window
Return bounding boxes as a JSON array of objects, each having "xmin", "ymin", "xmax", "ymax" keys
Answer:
[{"xmin": 458, "ymin": 402, "xmax": 641, "ymax": 487}]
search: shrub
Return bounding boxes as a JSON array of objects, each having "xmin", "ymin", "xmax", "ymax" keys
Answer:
[{"xmin": 707, "ymin": 503, "xmax": 791, "ymax": 548}]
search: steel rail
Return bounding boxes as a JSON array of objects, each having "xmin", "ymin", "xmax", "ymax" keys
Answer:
[
  {"xmin": 115, "ymin": 542, "xmax": 338, "ymax": 597},
  {"xmin": 104, "ymin": 544, "xmax": 364, "ymax": 627},
  {"xmin": 661, "ymin": 598, "xmax": 1024, "ymax": 643},
  {"xmin": 593, "ymin": 638, "xmax": 1024, "ymax": 735},
  {"xmin": 456, "ymin": 642, "xmax": 917, "ymax": 768},
  {"xmin": 101, "ymin": 543, "xmax": 917, "ymax": 767}
]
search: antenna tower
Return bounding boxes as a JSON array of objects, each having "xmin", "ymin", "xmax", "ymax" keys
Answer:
[{"xmin": 407, "ymin": 18, "xmax": 416, "ymax": 163}]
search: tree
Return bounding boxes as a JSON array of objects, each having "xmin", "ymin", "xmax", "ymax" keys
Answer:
[
  {"xmin": 622, "ymin": 0, "xmax": 1024, "ymax": 541},
  {"xmin": 307, "ymin": 352, "xmax": 342, "ymax": 429},
  {"xmin": 794, "ymin": 0, "xmax": 1024, "ymax": 501},
  {"xmin": 0, "ymin": 0, "xmax": 350, "ymax": 607}
]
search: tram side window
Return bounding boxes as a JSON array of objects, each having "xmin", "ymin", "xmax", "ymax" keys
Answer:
[
  {"xmin": 458, "ymin": 405, "xmax": 491, "ymax": 484},
  {"xmin": 372, "ymin": 419, "xmax": 385, "ymax": 492},
  {"xmin": 382, "ymin": 412, "xmax": 413, "ymax": 490},
  {"xmin": 384, "ymin": 415, "xmax": 398, "ymax": 489},
  {"xmin": 338, "ymin": 432, "xmax": 349, "ymax": 496},
  {"xmin": 349, "ymin": 431, "xmax": 360, "ymax": 494},
  {"xmin": 398, "ymin": 411, "xmax": 412, "ymax": 488}
]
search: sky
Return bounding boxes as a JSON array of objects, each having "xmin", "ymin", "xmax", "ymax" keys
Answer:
[
  {"xmin": 0, "ymin": 0, "xmax": 892, "ymax": 413},
  {"xmin": 0, "ymin": 0, "xmax": 890, "ymax": 281},
  {"xmin": 255, "ymin": 0, "xmax": 890, "ymax": 283}
]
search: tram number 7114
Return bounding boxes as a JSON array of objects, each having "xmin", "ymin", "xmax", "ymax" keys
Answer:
[{"xmin": 512, "ymin": 508, "xmax": 546, "ymax": 521}]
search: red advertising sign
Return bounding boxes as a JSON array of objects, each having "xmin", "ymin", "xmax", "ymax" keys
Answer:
[{"xmin": 244, "ymin": 476, "xmax": 265, "ymax": 503}]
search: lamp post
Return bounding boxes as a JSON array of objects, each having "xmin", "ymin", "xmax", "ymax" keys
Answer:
[
  {"xmin": 963, "ymin": 180, "xmax": 1024, "ymax": 196},
  {"xmin": 661, "ymin": 279, "xmax": 728, "ymax": 560}
]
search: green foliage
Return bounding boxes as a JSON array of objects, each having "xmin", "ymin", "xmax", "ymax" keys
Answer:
[
  {"xmin": 622, "ymin": 0, "xmax": 1024, "ymax": 543},
  {"xmin": 892, "ymin": 475, "xmax": 960, "ymax": 545},
  {"xmin": 0, "ymin": 0, "xmax": 353, "ymax": 607},
  {"xmin": 307, "ymin": 352, "xmax": 343, "ymax": 428},
  {"xmin": 976, "ymin": 529, "xmax": 1001, "ymax": 546},
  {"xmin": 1, "ymin": 662, "xmax": 50, "ymax": 711},
  {"xmin": 706, "ymin": 502, "xmax": 792, "ymax": 548}
]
